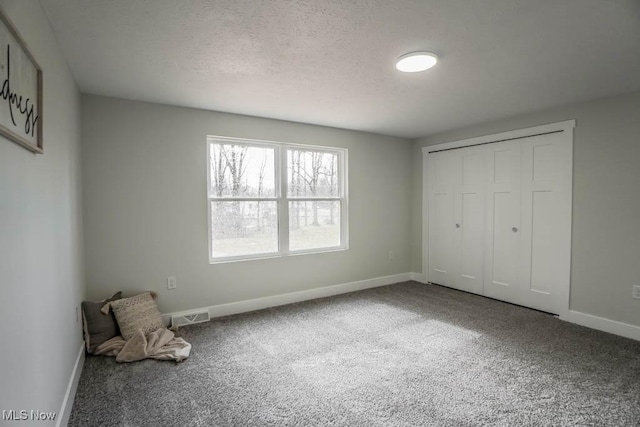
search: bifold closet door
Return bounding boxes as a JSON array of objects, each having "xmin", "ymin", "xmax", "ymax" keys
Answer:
[
  {"xmin": 428, "ymin": 129, "xmax": 572, "ymax": 314},
  {"xmin": 516, "ymin": 132, "xmax": 572, "ymax": 314},
  {"xmin": 428, "ymin": 147, "xmax": 485, "ymax": 294},
  {"xmin": 484, "ymin": 132, "xmax": 572, "ymax": 314}
]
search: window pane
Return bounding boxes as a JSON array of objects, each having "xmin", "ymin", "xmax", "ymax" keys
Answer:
[
  {"xmin": 211, "ymin": 201, "xmax": 278, "ymax": 258},
  {"xmin": 210, "ymin": 144, "xmax": 275, "ymax": 198},
  {"xmin": 287, "ymin": 149, "xmax": 339, "ymax": 198},
  {"xmin": 289, "ymin": 201, "xmax": 340, "ymax": 251}
]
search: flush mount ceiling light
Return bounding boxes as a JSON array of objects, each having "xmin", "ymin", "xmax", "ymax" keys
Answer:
[{"xmin": 395, "ymin": 51, "xmax": 438, "ymax": 72}]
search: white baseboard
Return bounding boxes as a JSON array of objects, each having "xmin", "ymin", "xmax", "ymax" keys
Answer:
[
  {"xmin": 560, "ymin": 310, "xmax": 640, "ymax": 341},
  {"xmin": 57, "ymin": 343, "xmax": 85, "ymax": 427},
  {"xmin": 160, "ymin": 274, "xmax": 639, "ymax": 343},
  {"xmin": 409, "ymin": 272, "xmax": 427, "ymax": 283},
  {"xmin": 163, "ymin": 273, "xmax": 411, "ymax": 322}
]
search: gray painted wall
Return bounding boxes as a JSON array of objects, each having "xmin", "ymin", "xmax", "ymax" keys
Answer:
[
  {"xmin": 412, "ymin": 91, "xmax": 640, "ymax": 327},
  {"xmin": 0, "ymin": 0, "xmax": 83, "ymax": 422},
  {"xmin": 81, "ymin": 95, "xmax": 413, "ymax": 314}
]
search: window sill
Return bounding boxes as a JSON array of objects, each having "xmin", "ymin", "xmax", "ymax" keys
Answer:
[{"xmin": 208, "ymin": 246, "xmax": 349, "ymax": 265}]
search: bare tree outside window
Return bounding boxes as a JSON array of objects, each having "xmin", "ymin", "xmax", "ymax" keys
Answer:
[
  {"xmin": 208, "ymin": 138, "xmax": 346, "ymax": 262},
  {"xmin": 209, "ymin": 143, "xmax": 277, "ymax": 257},
  {"xmin": 287, "ymin": 149, "xmax": 341, "ymax": 251}
]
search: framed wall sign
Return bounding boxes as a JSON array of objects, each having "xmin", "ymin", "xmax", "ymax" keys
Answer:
[{"xmin": 0, "ymin": 7, "xmax": 43, "ymax": 154}]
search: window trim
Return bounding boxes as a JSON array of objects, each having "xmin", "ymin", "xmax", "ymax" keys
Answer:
[{"xmin": 207, "ymin": 135, "xmax": 349, "ymax": 263}]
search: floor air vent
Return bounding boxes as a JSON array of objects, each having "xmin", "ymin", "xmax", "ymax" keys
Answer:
[{"xmin": 171, "ymin": 310, "xmax": 211, "ymax": 328}]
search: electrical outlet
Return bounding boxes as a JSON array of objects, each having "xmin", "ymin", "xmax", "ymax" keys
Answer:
[
  {"xmin": 633, "ymin": 285, "xmax": 640, "ymax": 300},
  {"xmin": 167, "ymin": 276, "xmax": 177, "ymax": 290},
  {"xmin": 388, "ymin": 250, "xmax": 395, "ymax": 260}
]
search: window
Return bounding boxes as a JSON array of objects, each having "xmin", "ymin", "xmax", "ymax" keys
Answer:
[{"xmin": 207, "ymin": 136, "xmax": 348, "ymax": 262}]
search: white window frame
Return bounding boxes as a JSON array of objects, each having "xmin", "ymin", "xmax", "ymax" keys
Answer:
[{"xmin": 207, "ymin": 135, "xmax": 349, "ymax": 263}]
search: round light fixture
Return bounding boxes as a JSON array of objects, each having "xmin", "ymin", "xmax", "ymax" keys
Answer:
[{"xmin": 395, "ymin": 51, "xmax": 438, "ymax": 72}]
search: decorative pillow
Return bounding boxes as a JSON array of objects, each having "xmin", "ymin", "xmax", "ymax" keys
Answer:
[
  {"xmin": 109, "ymin": 292, "xmax": 164, "ymax": 341},
  {"xmin": 81, "ymin": 291, "xmax": 122, "ymax": 354}
]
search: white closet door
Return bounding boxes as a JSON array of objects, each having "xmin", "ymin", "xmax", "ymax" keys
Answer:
[
  {"xmin": 427, "ymin": 151, "xmax": 456, "ymax": 287},
  {"xmin": 517, "ymin": 132, "xmax": 573, "ymax": 313},
  {"xmin": 484, "ymin": 133, "xmax": 572, "ymax": 313},
  {"xmin": 452, "ymin": 146, "xmax": 486, "ymax": 294},
  {"xmin": 484, "ymin": 140, "xmax": 522, "ymax": 304},
  {"xmin": 428, "ymin": 147, "xmax": 486, "ymax": 294},
  {"xmin": 424, "ymin": 122, "xmax": 573, "ymax": 315}
]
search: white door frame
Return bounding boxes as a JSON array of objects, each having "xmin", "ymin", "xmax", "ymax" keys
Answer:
[{"xmin": 421, "ymin": 120, "xmax": 575, "ymax": 317}]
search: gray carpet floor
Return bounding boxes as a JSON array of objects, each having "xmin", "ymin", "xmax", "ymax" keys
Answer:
[{"xmin": 69, "ymin": 281, "xmax": 640, "ymax": 426}]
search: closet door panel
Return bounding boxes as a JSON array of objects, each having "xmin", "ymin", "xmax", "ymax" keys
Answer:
[
  {"xmin": 529, "ymin": 190, "xmax": 557, "ymax": 294},
  {"xmin": 518, "ymin": 132, "xmax": 572, "ymax": 313},
  {"xmin": 428, "ymin": 151, "xmax": 456, "ymax": 286},
  {"xmin": 484, "ymin": 141, "xmax": 521, "ymax": 304},
  {"xmin": 431, "ymin": 193, "xmax": 453, "ymax": 281},
  {"xmin": 460, "ymin": 193, "xmax": 483, "ymax": 277},
  {"xmin": 454, "ymin": 148, "xmax": 486, "ymax": 294},
  {"xmin": 492, "ymin": 192, "xmax": 520, "ymax": 285}
]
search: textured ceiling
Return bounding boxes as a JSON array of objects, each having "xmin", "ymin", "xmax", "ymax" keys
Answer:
[{"xmin": 40, "ymin": 0, "xmax": 640, "ymax": 138}]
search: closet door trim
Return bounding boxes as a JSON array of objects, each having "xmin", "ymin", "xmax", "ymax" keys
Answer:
[{"xmin": 422, "ymin": 120, "xmax": 574, "ymax": 317}]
